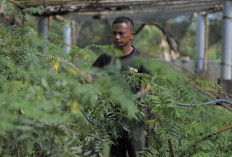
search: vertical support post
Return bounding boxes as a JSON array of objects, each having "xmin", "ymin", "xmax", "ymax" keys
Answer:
[
  {"xmin": 38, "ymin": 16, "xmax": 48, "ymax": 53},
  {"xmin": 203, "ymin": 14, "xmax": 209, "ymax": 71},
  {"xmin": 48, "ymin": 16, "xmax": 53, "ymax": 32},
  {"xmin": 197, "ymin": 14, "xmax": 205, "ymax": 71},
  {"xmin": 221, "ymin": 1, "xmax": 232, "ymax": 80},
  {"xmin": 71, "ymin": 20, "xmax": 76, "ymax": 45},
  {"xmin": 63, "ymin": 22, "xmax": 72, "ymax": 54}
]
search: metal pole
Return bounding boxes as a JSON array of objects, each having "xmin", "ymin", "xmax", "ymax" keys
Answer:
[
  {"xmin": 38, "ymin": 16, "xmax": 48, "ymax": 53},
  {"xmin": 63, "ymin": 22, "xmax": 72, "ymax": 54},
  {"xmin": 203, "ymin": 14, "xmax": 209, "ymax": 71},
  {"xmin": 221, "ymin": 1, "xmax": 232, "ymax": 80},
  {"xmin": 197, "ymin": 14, "xmax": 205, "ymax": 71}
]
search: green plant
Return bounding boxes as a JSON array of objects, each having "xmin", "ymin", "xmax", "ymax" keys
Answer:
[{"xmin": 0, "ymin": 3, "xmax": 232, "ymax": 157}]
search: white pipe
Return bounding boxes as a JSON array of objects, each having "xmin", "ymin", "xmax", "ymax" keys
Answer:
[
  {"xmin": 197, "ymin": 14, "xmax": 205, "ymax": 71},
  {"xmin": 63, "ymin": 23, "xmax": 72, "ymax": 54},
  {"xmin": 221, "ymin": 1, "xmax": 232, "ymax": 80},
  {"xmin": 38, "ymin": 16, "xmax": 48, "ymax": 53}
]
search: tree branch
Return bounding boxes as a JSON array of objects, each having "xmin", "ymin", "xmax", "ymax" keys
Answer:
[
  {"xmin": 189, "ymin": 81, "xmax": 232, "ymax": 112},
  {"xmin": 168, "ymin": 139, "xmax": 176, "ymax": 157},
  {"xmin": 206, "ymin": 89, "xmax": 232, "ymax": 99},
  {"xmin": 190, "ymin": 126, "xmax": 232, "ymax": 147},
  {"xmin": 180, "ymin": 126, "xmax": 232, "ymax": 156}
]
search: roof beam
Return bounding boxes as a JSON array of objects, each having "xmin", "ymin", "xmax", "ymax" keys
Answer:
[{"xmin": 11, "ymin": 0, "xmax": 229, "ymax": 21}]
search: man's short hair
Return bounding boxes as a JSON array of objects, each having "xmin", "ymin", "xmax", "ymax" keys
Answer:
[{"xmin": 112, "ymin": 16, "xmax": 134, "ymax": 31}]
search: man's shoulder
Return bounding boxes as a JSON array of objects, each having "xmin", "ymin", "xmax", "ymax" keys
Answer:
[
  {"xmin": 92, "ymin": 53, "xmax": 111, "ymax": 68},
  {"xmin": 99, "ymin": 53, "xmax": 111, "ymax": 59},
  {"xmin": 133, "ymin": 47, "xmax": 141, "ymax": 56}
]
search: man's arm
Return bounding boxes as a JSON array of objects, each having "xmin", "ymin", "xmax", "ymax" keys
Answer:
[
  {"xmin": 92, "ymin": 53, "xmax": 111, "ymax": 68},
  {"xmin": 81, "ymin": 54, "xmax": 111, "ymax": 83}
]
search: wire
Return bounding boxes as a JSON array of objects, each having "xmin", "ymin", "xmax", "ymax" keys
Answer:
[
  {"xmin": 138, "ymin": 93, "xmax": 232, "ymax": 107},
  {"xmin": 82, "ymin": 97, "xmax": 232, "ymax": 127},
  {"xmin": 82, "ymin": 110, "xmax": 120, "ymax": 128},
  {"xmin": 36, "ymin": 52, "xmax": 232, "ymax": 125},
  {"xmin": 167, "ymin": 99, "xmax": 232, "ymax": 107}
]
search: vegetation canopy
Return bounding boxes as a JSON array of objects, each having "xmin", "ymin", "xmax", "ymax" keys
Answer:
[{"xmin": 0, "ymin": 2, "xmax": 232, "ymax": 157}]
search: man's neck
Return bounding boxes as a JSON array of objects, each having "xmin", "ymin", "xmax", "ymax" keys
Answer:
[{"xmin": 116, "ymin": 45, "xmax": 133, "ymax": 56}]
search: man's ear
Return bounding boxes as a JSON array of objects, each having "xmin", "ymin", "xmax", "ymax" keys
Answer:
[{"xmin": 131, "ymin": 32, "xmax": 135, "ymax": 39}]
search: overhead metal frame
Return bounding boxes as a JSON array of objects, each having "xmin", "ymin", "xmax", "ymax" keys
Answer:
[{"xmin": 12, "ymin": 0, "xmax": 229, "ymax": 21}]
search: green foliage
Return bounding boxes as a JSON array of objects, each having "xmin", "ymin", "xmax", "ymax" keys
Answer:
[
  {"xmin": 0, "ymin": 22, "xmax": 140, "ymax": 156},
  {"xmin": 76, "ymin": 20, "xmax": 112, "ymax": 47},
  {"xmin": 208, "ymin": 41, "xmax": 222, "ymax": 60},
  {"xmin": 0, "ymin": 6, "xmax": 231, "ymax": 157},
  {"xmin": 132, "ymin": 58, "xmax": 232, "ymax": 157},
  {"xmin": 22, "ymin": 8, "xmax": 43, "ymax": 15},
  {"xmin": 179, "ymin": 27, "xmax": 196, "ymax": 58},
  {"xmin": 1, "ymin": 0, "xmax": 15, "ymax": 14},
  {"xmin": 133, "ymin": 25, "xmax": 162, "ymax": 58}
]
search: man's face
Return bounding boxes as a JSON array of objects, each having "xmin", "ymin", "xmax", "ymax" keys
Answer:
[{"xmin": 112, "ymin": 22, "xmax": 135, "ymax": 48}]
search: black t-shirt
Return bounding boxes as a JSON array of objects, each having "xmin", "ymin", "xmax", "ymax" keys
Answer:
[
  {"xmin": 92, "ymin": 47, "xmax": 148, "ymax": 73},
  {"xmin": 92, "ymin": 47, "xmax": 149, "ymax": 93}
]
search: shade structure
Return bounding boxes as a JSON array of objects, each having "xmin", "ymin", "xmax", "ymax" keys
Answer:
[{"xmin": 12, "ymin": 0, "xmax": 229, "ymax": 22}]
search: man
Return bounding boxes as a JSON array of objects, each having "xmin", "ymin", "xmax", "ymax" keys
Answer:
[{"xmin": 92, "ymin": 16, "xmax": 149, "ymax": 157}]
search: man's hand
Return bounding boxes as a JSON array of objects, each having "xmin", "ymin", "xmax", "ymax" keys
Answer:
[
  {"xmin": 137, "ymin": 84, "xmax": 151, "ymax": 96},
  {"xmin": 80, "ymin": 72, "xmax": 93, "ymax": 83}
]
